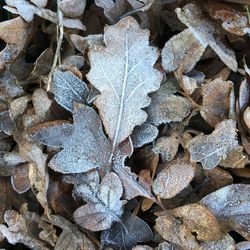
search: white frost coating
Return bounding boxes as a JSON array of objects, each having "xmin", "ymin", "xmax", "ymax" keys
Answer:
[
  {"xmin": 87, "ymin": 16, "xmax": 162, "ymax": 153},
  {"xmin": 131, "ymin": 124, "xmax": 158, "ymax": 148},
  {"xmin": 201, "ymin": 184, "xmax": 250, "ymax": 239},
  {"xmin": 74, "ymin": 172, "xmax": 125, "ymax": 231},
  {"xmin": 188, "ymin": 119, "xmax": 239, "ymax": 169},
  {"xmin": 161, "ymin": 28, "xmax": 206, "ymax": 73},
  {"xmin": 176, "ymin": 4, "xmax": 238, "ymax": 72}
]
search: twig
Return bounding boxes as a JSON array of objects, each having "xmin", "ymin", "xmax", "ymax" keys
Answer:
[{"xmin": 46, "ymin": 0, "xmax": 64, "ymax": 91}]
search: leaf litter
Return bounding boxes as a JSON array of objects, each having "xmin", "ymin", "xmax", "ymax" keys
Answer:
[{"xmin": 0, "ymin": 0, "xmax": 250, "ymax": 249}]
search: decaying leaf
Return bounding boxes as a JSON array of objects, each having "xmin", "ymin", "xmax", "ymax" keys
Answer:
[
  {"xmin": 0, "ymin": 210, "xmax": 50, "ymax": 250},
  {"xmin": 152, "ymin": 158, "xmax": 195, "ymax": 199},
  {"xmin": 11, "ymin": 164, "xmax": 30, "ymax": 194},
  {"xmin": 74, "ymin": 172, "xmax": 125, "ymax": 231},
  {"xmin": 0, "ymin": 110, "xmax": 14, "ymax": 135},
  {"xmin": 161, "ymin": 28, "xmax": 206, "ymax": 73},
  {"xmin": 176, "ymin": 3, "xmax": 237, "ymax": 71},
  {"xmin": 0, "ymin": 17, "xmax": 32, "ymax": 70},
  {"xmin": 201, "ymin": 78, "xmax": 233, "ymax": 127},
  {"xmin": 51, "ymin": 69, "xmax": 89, "ymax": 112},
  {"xmin": 87, "ymin": 16, "xmax": 162, "ymax": 152},
  {"xmin": 30, "ymin": 104, "xmax": 111, "ymax": 173},
  {"xmin": 155, "ymin": 204, "xmax": 222, "ymax": 250},
  {"xmin": 101, "ymin": 211, "xmax": 153, "ymax": 250},
  {"xmin": 201, "ymin": 184, "xmax": 250, "ymax": 240},
  {"xmin": 44, "ymin": 214, "xmax": 95, "ymax": 250},
  {"xmin": 59, "ymin": 0, "xmax": 86, "ymax": 18},
  {"xmin": 187, "ymin": 119, "xmax": 239, "ymax": 169}
]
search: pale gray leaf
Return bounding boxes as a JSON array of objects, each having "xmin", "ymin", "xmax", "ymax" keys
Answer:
[
  {"xmin": 51, "ymin": 69, "xmax": 89, "ymax": 112},
  {"xmin": 30, "ymin": 104, "xmax": 111, "ymax": 173},
  {"xmin": 87, "ymin": 16, "xmax": 162, "ymax": 152},
  {"xmin": 101, "ymin": 211, "xmax": 153, "ymax": 250},
  {"xmin": 0, "ymin": 110, "xmax": 14, "ymax": 135},
  {"xmin": 131, "ymin": 124, "xmax": 158, "ymax": 148},
  {"xmin": 74, "ymin": 172, "xmax": 125, "ymax": 231},
  {"xmin": 187, "ymin": 119, "xmax": 239, "ymax": 169},
  {"xmin": 201, "ymin": 184, "xmax": 250, "ymax": 239},
  {"xmin": 59, "ymin": 0, "xmax": 86, "ymax": 18}
]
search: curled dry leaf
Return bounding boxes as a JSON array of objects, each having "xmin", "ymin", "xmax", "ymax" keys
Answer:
[
  {"xmin": 44, "ymin": 214, "xmax": 95, "ymax": 250},
  {"xmin": 243, "ymin": 107, "xmax": 250, "ymax": 130},
  {"xmin": 155, "ymin": 204, "xmax": 222, "ymax": 250},
  {"xmin": 201, "ymin": 184, "xmax": 250, "ymax": 240},
  {"xmin": 236, "ymin": 241, "xmax": 250, "ymax": 250},
  {"xmin": 201, "ymin": 78, "xmax": 232, "ymax": 127},
  {"xmin": 74, "ymin": 172, "xmax": 125, "ymax": 231},
  {"xmin": 207, "ymin": 2, "xmax": 250, "ymax": 36},
  {"xmin": 51, "ymin": 69, "xmax": 89, "ymax": 112},
  {"xmin": 161, "ymin": 28, "xmax": 205, "ymax": 73},
  {"xmin": 101, "ymin": 211, "xmax": 153, "ymax": 249},
  {"xmin": 0, "ymin": 210, "xmax": 50, "ymax": 250},
  {"xmin": 176, "ymin": 3, "xmax": 237, "ymax": 72},
  {"xmin": 187, "ymin": 119, "xmax": 239, "ymax": 169},
  {"xmin": 87, "ymin": 16, "xmax": 162, "ymax": 152},
  {"xmin": 0, "ymin": 17, "xmax": 31, "ymax": 71},
  {"xmin": 30, "ymin": 0, "xmax": 47, "ymax": 8},
  {"xmin": 152, "ymin": 158, "xmax": 195, "ymax": 199},
  {"xmin": 11, "ymin": 164, "xmax": 30, "ymax": 194},
  {"xmin": 0, "ymin": 110, "xmax": 14, "ymax": 135},
  {"xmin": 30, "ymin": 104, "xmax": 111, "ymax": 173}
]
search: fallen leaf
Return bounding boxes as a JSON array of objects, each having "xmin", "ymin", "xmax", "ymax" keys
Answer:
[
  {"xmin": 29, "ymin": 104, "xmax": 111, "ymax": 173},
  {"xmin": 101, "ymin": 211, "xmax": 153, "ymax": 249},
  {"xmin": 0, "ymin": 17, "xmax": 32, "ymax": 70},
  {"xmin": 187, "ymin": 119, "xmax": 239, "ymax": 169},
  {"xmin": 201, "ymin": 78, "xmax": 233, "ymax": 127},
  {"xmin": 161, "ymin": 28, "xmax": 206, "ymax": 73},
  {"xmin": 153, "ymin": 157, "xmax": 195, "ymax": 199},
  {"xmin": 51, "ymin": 68, "xmax": 89, "ymax": 112},
  {"xmin": 59, "ymin": 0, "xmax": 86, "ymax": 18},
  {"xmin": 74, "ymin": 172, "xmax": 125, "ymax": 231},
  {"xmin": 87, "ymin": 16, "xmax": 162, "ymax": 153},
  {"xmin": 176, "ymin": 3, "xmax": 237, "ymax": 71},
  {"xmin": 201, "ymin": 184, "xmax": 250, "ymax": 240},
  {"xmin": 131, "ymin": 124, "xmax": 158, "ymax": 148}
]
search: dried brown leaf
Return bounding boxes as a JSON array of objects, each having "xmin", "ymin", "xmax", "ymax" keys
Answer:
[
  {"xmin": 59, "ymin": 0, "xmax": 86, "ymax": 18},
  {"xmin": 152, "ymin": 158, "xmax": 195, "ymax": 199}
]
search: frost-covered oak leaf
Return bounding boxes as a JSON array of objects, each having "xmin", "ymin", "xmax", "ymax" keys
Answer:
[
  {"xmin": 29, "ymin": 104, "xmax": 111, "ymax": 174},
  {"xmin": 74, "ymin": 172, "xmax": 125, "ymax": 231},
  {"xmin": 187, "ymin": 119, "xmax": 239, "ymax": 169},
  {"xmin": 87, "ymin": 16, "xmax": 162, "ymax": 153}
]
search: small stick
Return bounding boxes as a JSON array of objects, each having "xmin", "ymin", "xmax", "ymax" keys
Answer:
[{"xmin": 47, "ymin": 0, "xmax": 64, "ymax": 91}]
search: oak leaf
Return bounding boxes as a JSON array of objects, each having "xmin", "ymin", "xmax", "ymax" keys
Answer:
[{"xmin": 87, "ymin": 16, "xmax": 162, "ymax": 152}]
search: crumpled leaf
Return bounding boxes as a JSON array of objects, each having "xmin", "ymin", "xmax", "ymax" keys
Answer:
[
  {"xmin": 201, "ymin": 184, "xmax": 250, "ymax": 240},
  {"xmin": 44, "ymin": 214, "xmax": 95, "ymax": 250},
  {"xmin": 101, "ymin": 211, "xmax": 153, "ymax": 250},
  {"xmin": 4, "ymin": 0, "xmax": 85, "ymax": 30},
  {"xmin": 236, "ymin": 241, "xmax": 250, "ymax": 250},
  {"xmin": 152, "ymin": 158, "xmax": 195, "ymax": 199},
  {"xmin": 87, "ymin": 16, "xmax": 162, "ymax": 152},
  {"xmin": 30, "ymin": 0, "xmax": 47, "ymax": 8},
  {"xmin": 152, "ymin": 132, "xmax": 179, "ymax": 162},
  {"xmin": 176, "ymin": 3, "xmax": 237, "ymax": 72},
  {"xmin": 155, "ymin": 204, "xmax": 222, "ymax": 250},
  {"xmin": 201, "ymin": 78, "xmax": 233, "ymax": 127},
  {"xmin": 131, "ymin": 124, "xmax": 158, "ymax": 148},
  {"xmin": 59, "ymin": 0, "xmax": 86, "ymax": 18},
  {"xmin": 74, "ymin": 172, "xmax": 125, "ymax": 231},
  {"xmin": 161, "ymin": 28, "xmax": 206, "ymax": 73},
  {"xmin": 11, "ymin": 164, "xmax": 30, "ymax": 194},
  {"xmin": 146, "ymin": 80, "xmax": 192, "ymax": 124},
  {"xmin": 51, "ymin": 69, "xmax": 89, "ymax": 112},
  {"xmin": 0, "ymin": 210, "xmax": 50, "ymax": 250},
  {"xmin": 207, "ymin": 2, "xmax": 250, "ymax": 36},
  {"xmin": 0, "ymin": 110, "xmax": 14, "ymax": 135},
  {"xmin": 30, "ymin": 104, "xmax": 111, "ymax": 173},
  {"xmin": 187, "ymin": 119, "xmax": 239, "ymax": 169},
  {"xmin": 0, "ymin": 17, "xmax": 32, "ymax": 70}
]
